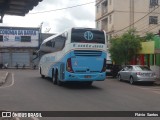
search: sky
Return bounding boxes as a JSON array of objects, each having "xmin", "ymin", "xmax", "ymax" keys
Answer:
[{"xmin": 0, "ymin": 0, "xmax": 96, "ymax": 33}]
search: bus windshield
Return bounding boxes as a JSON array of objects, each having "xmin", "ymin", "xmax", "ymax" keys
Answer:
[{"xmin": 71, "ymin": 28, "xmax": 105, "ymax": 44}]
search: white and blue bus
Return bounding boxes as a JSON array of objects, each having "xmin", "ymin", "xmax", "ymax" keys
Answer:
[{"xmin": 39, "ymin": 27, "xmax": 107, "ymax": 86}]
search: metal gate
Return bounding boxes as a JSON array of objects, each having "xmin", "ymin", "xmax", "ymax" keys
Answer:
[
  {"xmin": 12, "ymin": 52, "xmax": 30, "ymax": 67},
  {"xmin": 2, "ymin": 52, "xmax": 10, "ymax": 66}
]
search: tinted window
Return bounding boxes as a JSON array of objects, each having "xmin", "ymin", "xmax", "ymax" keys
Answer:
[
  {"xmin": 21, "ymin": 36, "xmax": 31, "ymax": 42},
  {"xmin": 46, "ymin": 40, "xmax": 55, "ymax": 47},
  {"xmin": 106, "ymin": 64, "xmax": 113, "ymax": 69},
  {"xmin": 71, "ymin": 29, "xmax": 105, "ymax": 44}
]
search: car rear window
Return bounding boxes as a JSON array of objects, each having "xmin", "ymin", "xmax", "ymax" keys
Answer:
[{"xmin": 134, "ymin": 66, "xmax": 151, "ymax": 71}]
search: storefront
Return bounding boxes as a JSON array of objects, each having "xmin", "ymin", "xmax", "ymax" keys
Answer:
[
  {"xmin": 130, "ymin": 36, "xmax": 160, "ymax": 78},
  {"xmin": 0, "ymin": 26, "xmax": 40, "ymax": 68}
]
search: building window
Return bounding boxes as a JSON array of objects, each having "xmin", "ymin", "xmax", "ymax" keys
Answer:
[
  {"xmin": 150, "ymin": 0, "xmax": 159, "ymax": 7},
  {"xmin": 149, "ymin": 16, "xmax": 158, "ymax": 24},
  {"xmin": 109, "ymin": 15, "xmax": 112, "ymax": 24},
  {"xmin": 0, "ymin": 35, "xmax": 3, "ymax": 42},
  {"xmin": 21, "ymin": 36, "xmax": 31, "ymax": 42}
]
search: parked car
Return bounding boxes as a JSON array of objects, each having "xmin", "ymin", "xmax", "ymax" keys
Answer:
[
  {"xmin": 111, "ymin": 65, "xmax": 123, "ymax": 78},
  {"xmin": 106, "ymin": 64, "xmax": 113, "ymax": 76},
  {"xmin": 106, "ymin": 64, "xmax": 122, "ymax": 78},
  {"xmin": 117, "ymin": 65, "xmax": 156, "ymax": 85}
]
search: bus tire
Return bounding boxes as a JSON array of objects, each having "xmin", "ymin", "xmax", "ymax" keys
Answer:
[
  {"xmin": 40, "ymin": 68, "xmax": 45, "ymax": 78},
  {"xmin": 52, "ymin": 71, "xmax": 57, "ymax": 85},
  {"xmin": 57, "ymin": 79, "xmax": 63, "ymax": 86},
  {"xmin": 56, "ymin": 71, "xmax": 63, "ymax": 86}
]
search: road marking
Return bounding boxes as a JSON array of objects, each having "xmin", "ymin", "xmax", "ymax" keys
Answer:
[{"xmin": 0, "ymin": 73, "xmax": 15, "ymax": 89}]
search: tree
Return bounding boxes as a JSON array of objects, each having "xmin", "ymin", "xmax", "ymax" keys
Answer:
[
  {"xmin": 145, "ymin": 32, "xmax": 154, "ymax": 41},
  {"xmin": 109, "ymin": 29, "xmax": 142, "ymax": 65}
]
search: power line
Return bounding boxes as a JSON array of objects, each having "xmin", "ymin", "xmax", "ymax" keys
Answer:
[
  {"xmin": 29, "ymin": 1, "xmax": 95, "ymax": 14},
  {"xmin": 137, "ymin": 7, "xmax": 160, "ymax": 35},
  {"xmin": 113, "ymin": 5, "xmax": 160, "ymax": 34}
]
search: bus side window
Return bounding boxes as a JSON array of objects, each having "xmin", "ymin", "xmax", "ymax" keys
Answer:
[
  {"xmin": 46, "ymin": 41, "xmax": 52, "ymax": 47},
  {"xmin": 52, "ymin": 41, "xmax": 55, "ymax": 47},
  {"xmin": 46, "ymin": 39, "xmax": 55, "ymax": 48},
  {"xmin": 54, "ymin": 35, "xmax": 66, "ymax": 51}
]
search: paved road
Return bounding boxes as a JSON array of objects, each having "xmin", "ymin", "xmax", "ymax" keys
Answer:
[{"xmin": 0, "ymin": 69, "xmax": 160, "ymax": 120}]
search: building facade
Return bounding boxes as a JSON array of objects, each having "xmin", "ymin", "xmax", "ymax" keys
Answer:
[
  {"xmin": 0, "ymin": 26, "xmax": 40, "ymax": 68},
  {"xmin": 96, "ymin": 0, "xmax": 160, "ymax": 47}
]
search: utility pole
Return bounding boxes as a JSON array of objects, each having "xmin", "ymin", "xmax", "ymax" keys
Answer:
[{"xmin": 130, "ymin": 0, "xmax": 134, "ymax": 29}]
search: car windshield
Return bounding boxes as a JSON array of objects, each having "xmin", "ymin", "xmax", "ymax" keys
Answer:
[{"xmin": 134, "ymin": 66, "xmax": 151, "ymax": 71}]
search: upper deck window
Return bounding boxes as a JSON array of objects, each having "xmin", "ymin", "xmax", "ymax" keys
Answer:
[{"xmin": 71, "ymin": 29, "xmax": 105, "ymax": 44}]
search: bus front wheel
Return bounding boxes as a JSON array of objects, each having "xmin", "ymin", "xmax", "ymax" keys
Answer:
[{"xmin": 40, "ymin": 68, "xmax": 45, "ymax": 78}]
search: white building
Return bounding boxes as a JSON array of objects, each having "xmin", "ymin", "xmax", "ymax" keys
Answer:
[{"xmin": 0, "ymin": 26, "xmax": 40, "ymax": 68}]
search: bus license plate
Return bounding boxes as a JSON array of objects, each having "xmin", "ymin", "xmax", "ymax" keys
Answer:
[{"xmin": 84, "ymin": 75, "xmax": 91, "ymax": 78}]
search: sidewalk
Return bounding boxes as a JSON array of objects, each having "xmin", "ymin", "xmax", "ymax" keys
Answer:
[{"xmin": 0, "ymin": 71, "xmax": 8, "ymax": 85}]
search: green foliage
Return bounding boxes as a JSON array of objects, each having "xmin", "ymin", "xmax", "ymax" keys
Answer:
[
  {"xmin": 145, "ymin": 32, "xmax": 154, "ymax": 41},
  {"xmin": 140, "ymin": 32, "xmax": 155, "ymax": 42},
  {"xmin": 109, "ymin": 29, "xmax": 142, "ymax": 65}
]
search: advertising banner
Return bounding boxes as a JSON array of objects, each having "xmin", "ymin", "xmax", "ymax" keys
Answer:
[{"xmin": 0, "ymin": 27, "xmax": 40, "ymax": 47}]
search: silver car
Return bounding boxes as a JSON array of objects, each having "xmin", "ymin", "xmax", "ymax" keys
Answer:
[{"xmin": 118, "ymin": 65, "xmax": 156, "ymax": 85}]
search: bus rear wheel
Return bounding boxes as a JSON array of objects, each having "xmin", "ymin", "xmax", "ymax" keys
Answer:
[
  {"xmin": 52, "ymin": 71, "xmax": 57, "ymax": 85},
  {"xmin": 53, "ymin": 70, "xmax": 63, "ymax": 86}
]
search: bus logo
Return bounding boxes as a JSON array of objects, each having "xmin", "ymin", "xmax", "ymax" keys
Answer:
[{"xmin": 84, "ymin": 31, "xmax": 93, "ymax": 40}]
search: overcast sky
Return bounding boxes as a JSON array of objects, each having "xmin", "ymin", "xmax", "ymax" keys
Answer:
[{"xmin": 0, "ymin": 0, "xmax": 95, "ymax": 33}]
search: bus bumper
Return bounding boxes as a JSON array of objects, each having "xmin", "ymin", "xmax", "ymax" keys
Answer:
[{"xmin": 63, "ymin": 72, "xmax": 106, "ymax": 81}]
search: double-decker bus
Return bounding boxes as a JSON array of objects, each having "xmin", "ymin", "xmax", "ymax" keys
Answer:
[{"xmin": 39, "ymin": 27, "xmax": 107, "ymax": 86}]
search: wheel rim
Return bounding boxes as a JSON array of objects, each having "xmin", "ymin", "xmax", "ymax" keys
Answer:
[{"xmin": 130, "ymin": 77, "xmax": 134, "ymax": 84}]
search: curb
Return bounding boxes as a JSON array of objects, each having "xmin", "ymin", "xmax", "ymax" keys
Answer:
[{"xmin": 0, "ymin": 72, "xmax": 8, "ymax": 85}]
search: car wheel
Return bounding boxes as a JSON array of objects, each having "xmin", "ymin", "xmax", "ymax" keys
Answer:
[
  {"xmin": 40, "ymin": 68, "xmax": 45, "ymax": 78},
  {"xmin": 130, "ymin": 77, "xmax": 134, "ymax": 85},
  {"xmin": 118, "ymin": 75, "xmax": 122, "ymax": 81},
  {"xmin": 52, "ymin": 71, "xmax": 57, "ymax": 85}
]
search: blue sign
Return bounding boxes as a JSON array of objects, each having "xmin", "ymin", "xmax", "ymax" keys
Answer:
[{"xmin": 84, "ymin": 31, "xmax": 93, "ymax": 40}]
